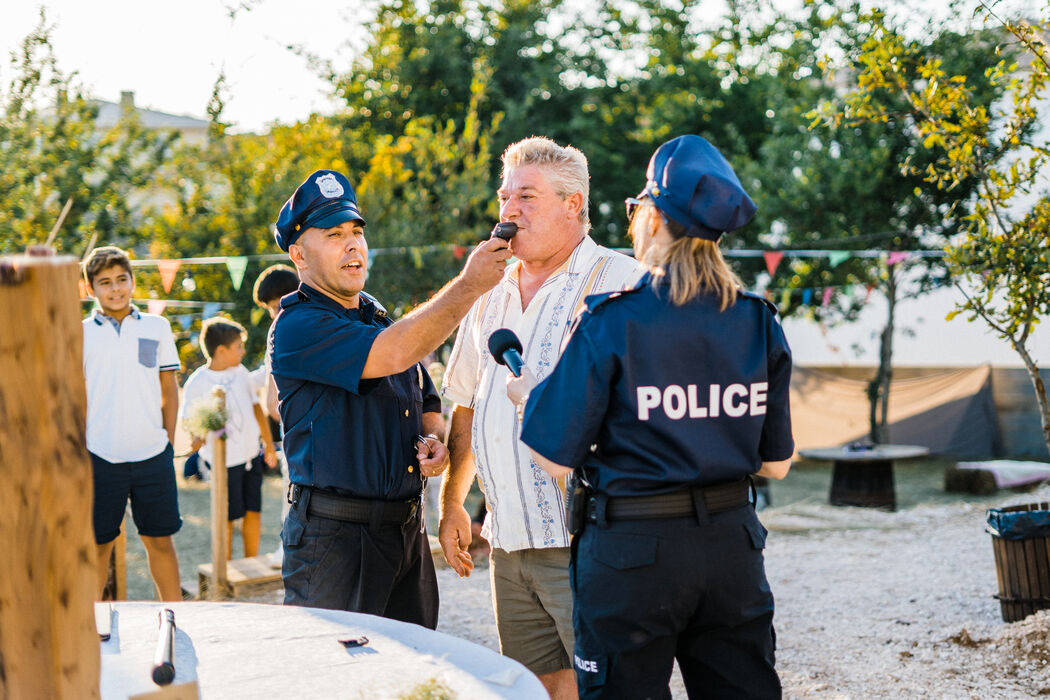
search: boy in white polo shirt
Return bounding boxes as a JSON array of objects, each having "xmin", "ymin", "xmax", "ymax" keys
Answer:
[
  {"xmin": 82, "ymin": 246, "xmax": 183, "ymax": 601},
  {"xmin": 180, "ymin": 317, "xmax": 276, "ymax": 559}
]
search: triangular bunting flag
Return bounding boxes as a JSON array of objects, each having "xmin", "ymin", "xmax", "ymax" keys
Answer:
[
  {"xmin": 828, "ymin": 251, "xmax": 850, "ymax": 268},
  {"xmin": 763, "ymin": 251, "xmax": 784, "ymax": 276},
  {"xmin": 157, "ymin": 260, "xmax": 180, "ymax": 293},
  {"xmin": 865, "ymin": 284, "xmax": 874, "ymax": 303},
  {"xmin": 226, "ymin": 256, "xmax": 248, "ymax": 291},
  {"xmin": 822, "ymin": 287, "xmax": 834, "ymax": 307},
  {"xmin": 887, "ymin": 251, "xmax": 911, "ymax": 266},
  {"xmin": 452, "ymin": 245, "xmax": 466, "ymax": 261},
  {"xmin": 177, "ymin": 314, "xmax": 194, "ymax": 330},
  {"xmin": 203, "ymin": 302, "xmax": 222, "ymax": 319},
  {"xmin": 802, "ymin": 289, "xmax": 813, "ymax": 306},
  {"xmin": 780, "ymin": 289, "xmax": 791, "ymax": 310},
  {"xmin": 147, "ymin": 299, "xmax": 167, "ymax": 315},
  {"xmin": 410, "ymin": 248, "xmax": 423, "ymax": 269}
]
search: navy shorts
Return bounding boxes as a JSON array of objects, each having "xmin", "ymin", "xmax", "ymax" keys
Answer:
[
  {"xmin": 90, "ymin": 443, "xmax": 182, "ymax": 545},
  {"xmin": 225, "ymin": 462, "xmax": 263, "ymax": 520}
]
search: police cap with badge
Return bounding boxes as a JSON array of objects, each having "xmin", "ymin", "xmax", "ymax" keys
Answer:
[
  {"xmin": 637, "ymin": 134, "xmax": 756, "ymax": 241},
  {"xmin": 274, "ymin": 170, "xmax": 366, "ymax": 251}
]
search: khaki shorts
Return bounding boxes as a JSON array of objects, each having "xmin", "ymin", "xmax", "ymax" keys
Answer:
[{"xmin": 490, "ymin": 547, "xmax": 574, "ymax": 676}]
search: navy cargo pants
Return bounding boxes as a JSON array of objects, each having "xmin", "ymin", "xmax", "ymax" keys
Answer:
[
  {"xmin": 281, "ymin": 495, "xmax": 438, "ymax": 629},
  {"xmin": 570, "ymin": 503, "xmax": 780, "ymax": 699}
]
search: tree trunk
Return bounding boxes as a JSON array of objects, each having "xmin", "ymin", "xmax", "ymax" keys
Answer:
[
  {"xmin": 1012, "ymin": 341, "xmax": 1050, "ymax": 458},
  {"xmin": 868, "ymin": 266, "xmax": 897, "ymax": 443}
]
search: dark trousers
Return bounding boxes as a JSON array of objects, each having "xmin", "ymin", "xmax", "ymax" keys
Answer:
[
  {"xmin": 570, "ymin": 505, "xmax": 780, "ymax": 699},
  {"xmin": 280, "ymin": 499, "xmax": 438, "ymax": 629}
]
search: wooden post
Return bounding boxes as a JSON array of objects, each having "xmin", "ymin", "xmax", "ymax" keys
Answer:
[
  {"xmin": 100, "ymin": 525, "xmax": 127, "ymax": 601},
  {"xmin": 208, "ymin": 389, "xmax": 229, "ymax": 599},
  {"xmin": 0, "ymin": 254, "xmax": 100, "ymax": 699}
]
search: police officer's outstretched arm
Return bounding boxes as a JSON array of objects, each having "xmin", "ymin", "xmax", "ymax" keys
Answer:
[
  {"xmin": 361, "ymin": 238, "xmax": 511, "ymax": 379},
  {"xmin": 506, "ymin": 368, "xmax": 574, "ymax": 479}
]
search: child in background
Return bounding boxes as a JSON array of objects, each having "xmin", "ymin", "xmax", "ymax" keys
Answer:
[
  {"xmin": 251, "ymin": 264, "xmax": 299, "ymax": 568},
  {"xmin": 181, "ymin": 317, "xmax": 277, "ymax": 559},
  {"xmin": 82, "ymin": 245, "xmax": 183, "ymax": 601}
]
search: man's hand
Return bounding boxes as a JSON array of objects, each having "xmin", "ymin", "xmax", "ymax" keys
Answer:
[
  {"xmin": 264, "ymin": 446, "xmax": 278, "ymax": 469},
  {"xmin": 506, "ymin": 366, "xmax": 538, "ymax": 409},
  {"xmin": 438, "ymin": 504, "xmax": 475, "ymax": 577},
  {"xmin": 460, "ymin": 237, "xmax": 511, "ymax": 295},
  {"xmin": 416, "ymin": 435, "xmax": 450, "ymax": 477}
]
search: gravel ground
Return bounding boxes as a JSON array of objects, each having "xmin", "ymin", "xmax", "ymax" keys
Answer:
[
  {"xmin": 434, "ymin": 485, "xmax": 1050, "ymax": 698},
  {"xmin": 135, "ymin": 468, "xmax": 1050, "ymax": 698}
]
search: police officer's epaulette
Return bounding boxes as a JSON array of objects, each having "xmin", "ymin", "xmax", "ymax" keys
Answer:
[
  {"xmin": 583, "ymin": 281, "xmax": 645, "ymax": 313},
  {"xmin": 359, "ymin": 291, "xmax": 389, "ymax": 320},
  {"xmin": 280, "ymin": 289, "xmax": 304, "ymax": 309},
  {"xmin": 739, "ymin": 289, "xmax": 780, "ymax": 316}
]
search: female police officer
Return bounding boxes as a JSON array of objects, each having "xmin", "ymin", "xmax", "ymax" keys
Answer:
[{"xmin": 506, "ymin": 134, "xmax": 793, "ymax": 699}]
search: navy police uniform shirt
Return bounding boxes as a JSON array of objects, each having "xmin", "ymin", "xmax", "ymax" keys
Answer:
[
  {"xmin": 270, "ymin": 283, "xmax": 442, "ymax": 501},
  {"xmin": 520, "ymin": 273, "xmax": 793, "ymax": 497}
]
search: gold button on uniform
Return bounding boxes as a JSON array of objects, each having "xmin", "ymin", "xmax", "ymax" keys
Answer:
[
  {"xmin": 404, "ymin": 410, "xmax": 409, "ymax": 417},
  {"xmin": 408, "ymin": 466, "xmax": 414, "ymax": 473}
]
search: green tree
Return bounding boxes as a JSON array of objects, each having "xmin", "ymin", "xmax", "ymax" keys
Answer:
[
  {"xmin": 736, "ymin": 0, "xmax": 1008, "ymax": 442},
  {"xmin": 824, "ymin": 2, "xmax": 1050, "ymax": 453},
  {"xmin": 0, "ymin": 11, "xmax": 175, "ymax": 257}
]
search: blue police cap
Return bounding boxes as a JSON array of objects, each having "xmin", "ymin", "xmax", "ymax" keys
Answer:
[
  {"xmin": 640, "ymin": 135, "xmax": 756, "ymax": 241},
  {"xmin": 273, "ymin": 170, "xmax": 366, "ymax": 251}
]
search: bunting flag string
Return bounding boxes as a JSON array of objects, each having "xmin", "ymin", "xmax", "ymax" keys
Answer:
[
  {"xmin": 762, "ymin": 250, "xmax": 784, "ymax": 276},
  {"xmin": 125, "ymin": 246, "xmax": 945, "ymax": 270},
  {"xmin": 886, "ymin": 251, "xmax": 912, "ymax": 266},
  {"xmin": 828, "ymin": 250, "xmax": 851, "ymax": 267},
  {"xmin": 225, "ymin": 256, "xmax": 248, "ymax": 291},
  {"xmin": 99, "ymin": 245, "xmax": 943, "ymax": 319},
  {"xmin": 157, "ymin": 260, "xmax": 181, "ymax": 293}
]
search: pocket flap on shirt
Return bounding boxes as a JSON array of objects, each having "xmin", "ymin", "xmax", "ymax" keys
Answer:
[
  {"xmin": 593, "ymin": 532, "xmax": 657, "ymax": 570},
  {"xmin": 138, "ymin": 338, "xmax": 159, "ymax": 368}
]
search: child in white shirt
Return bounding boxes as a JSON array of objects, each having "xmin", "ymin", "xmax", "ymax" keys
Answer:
[{"xmin": 181, "ymin": 317, "xmax": 276, "ymax": 559}]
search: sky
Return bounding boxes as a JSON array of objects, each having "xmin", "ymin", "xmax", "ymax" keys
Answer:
[
  {"xmin": 1, "ymin": 0, "xmax": 364, "ymax": 132},
  {"xmin": 0, "ymin": 0, "xmax": 1008, "ymax": 134}
]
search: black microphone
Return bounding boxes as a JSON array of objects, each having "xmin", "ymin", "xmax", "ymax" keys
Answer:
[
  {"xmin": 491, "ymin": 222, "xmax": 518, "ymax": 241},
  {"xmin": 488, "ymin": 328, "xmax": 524, "ymax": 377},
  {"xmin": 151, "ymin": 608, "xmax": 176, "ymax": 685}
]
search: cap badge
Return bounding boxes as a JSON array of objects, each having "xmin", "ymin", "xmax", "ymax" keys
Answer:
[{"xmin": 316, "ymin": 173, "xmax": 344, "ymax": 199}]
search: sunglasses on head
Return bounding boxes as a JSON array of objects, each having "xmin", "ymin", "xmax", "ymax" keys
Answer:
[{"xmin": 625, "ymin": 196, "xmax": 645, "ymax": 222}]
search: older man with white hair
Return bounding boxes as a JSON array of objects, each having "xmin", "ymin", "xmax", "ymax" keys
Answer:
[{"xmin": 440, "ymin": 137, "xmax": 641, "ymax": 699}]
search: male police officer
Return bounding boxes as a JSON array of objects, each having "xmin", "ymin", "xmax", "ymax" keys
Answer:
[{"xmin": 269, "ymin": 169, "xmax": 510, "ymax": 628}]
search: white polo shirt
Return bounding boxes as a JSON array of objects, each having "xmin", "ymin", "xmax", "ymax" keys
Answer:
[
  {"xmin": 442, "ymin": 236, "xmax": 642, "ymax": 552},
  {"xmin": 83, "ymin": 305, "xmax": 181, "ymax": 463}
]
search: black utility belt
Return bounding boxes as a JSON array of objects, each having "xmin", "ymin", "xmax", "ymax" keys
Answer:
[
  {"xmin": 291, "ymin": 485, "xmax": 420, "ymax": 525},
  {"xmin": 586, "ymin": 479, "xmax": 750, "ymax": 523}
]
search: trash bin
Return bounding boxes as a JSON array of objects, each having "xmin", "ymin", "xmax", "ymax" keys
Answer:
[{"xmin": 986, "ymin": 502, "xmax": 1050, "ymax": 622}]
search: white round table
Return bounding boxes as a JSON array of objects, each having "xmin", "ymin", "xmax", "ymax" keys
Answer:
[{"xmin": 99, "ymin": 602, "xmax": 543, "ymax": 698}]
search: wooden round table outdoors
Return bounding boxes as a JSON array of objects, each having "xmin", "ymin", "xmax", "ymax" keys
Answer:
[
  {"xmin": 99, "ymin": 602, "xmax": 544, "ymax": 698},
  {"xmin": 798, "ymin": 444, "xmax": 930, "ymax": 510}
]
